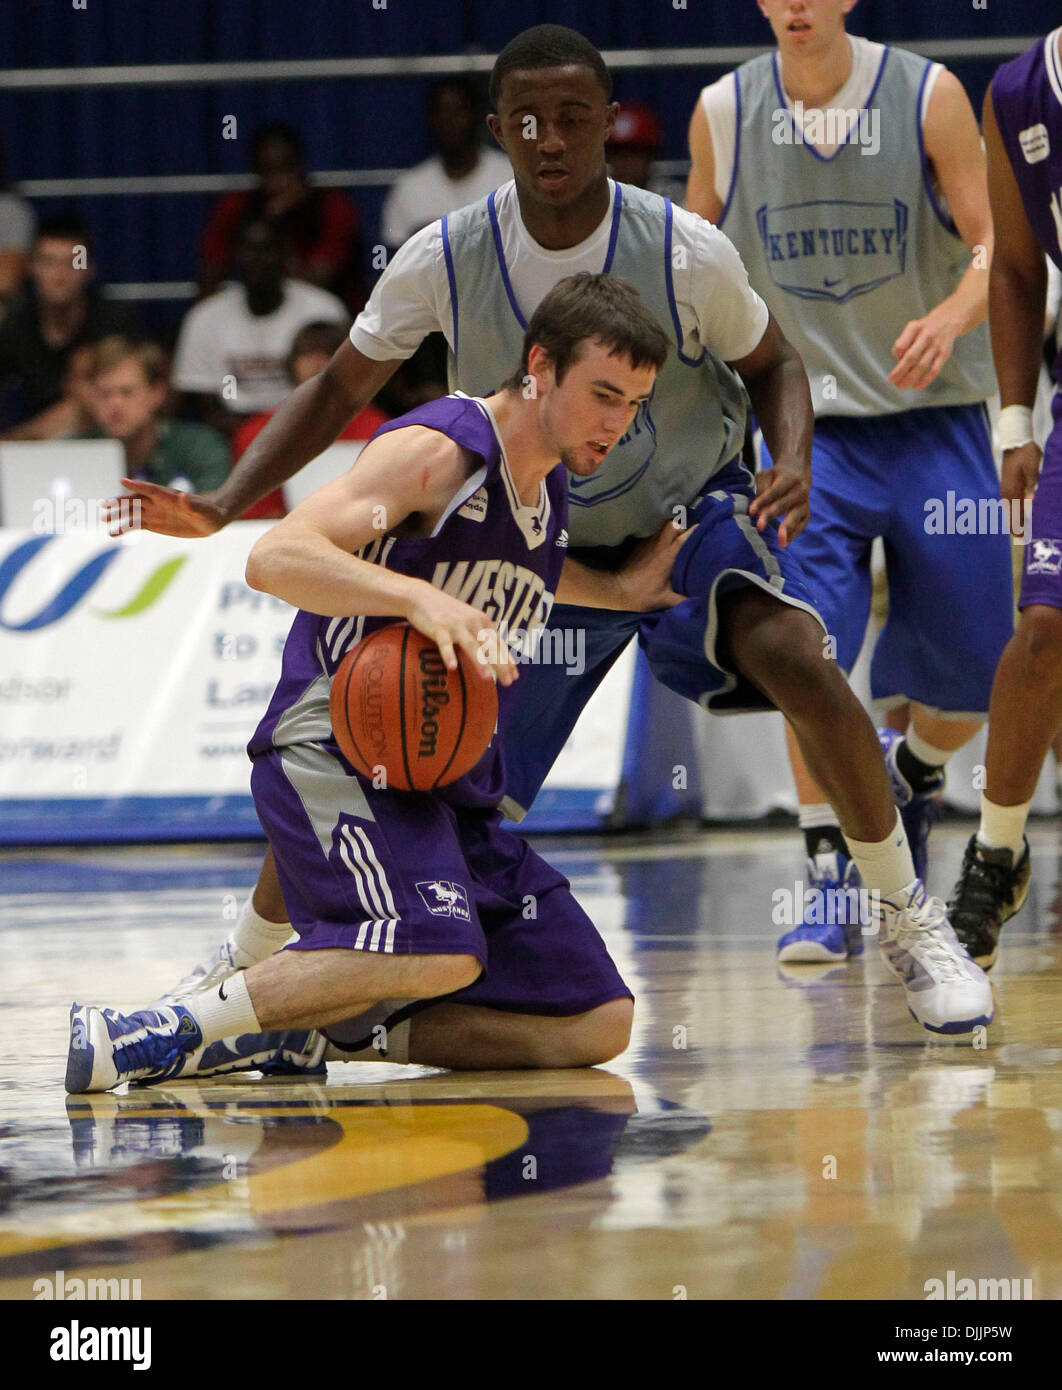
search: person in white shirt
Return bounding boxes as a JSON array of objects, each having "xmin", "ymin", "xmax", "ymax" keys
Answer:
[
  {"xmin": 379, "ymin": 75, "xmax": 512, "ymax": 248},
  {"xmin": 172, "ymin": 217, "xmax": 348, "ymax": 435}
]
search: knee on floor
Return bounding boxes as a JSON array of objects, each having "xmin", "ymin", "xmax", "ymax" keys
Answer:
[{"xmin": 544, "ymin": 998, "xmax": 634, "ymax": 1068}]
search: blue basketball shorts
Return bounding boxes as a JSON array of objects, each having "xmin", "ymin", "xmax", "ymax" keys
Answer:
[
  {"xmin": 500, "ymin": 455, "xmax": 826, "ymax": 820},
  {"xmin": 251, "ymin": 741, "xmax": 632, "ymax": 1017},
  {"xmin": 766, "ymin": 403, "xmax": 1014, "ymax": 717}
]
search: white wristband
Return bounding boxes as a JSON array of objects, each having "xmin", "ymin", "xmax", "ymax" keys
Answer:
[{"xmin": 997, "ymin": 405, "xmax": 1036, "ymax": 452}]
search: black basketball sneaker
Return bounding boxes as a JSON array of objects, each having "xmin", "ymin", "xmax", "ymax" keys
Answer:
[{"xmin": 947, "ymin": 836, "xmax": 1031, "ymax": 970}]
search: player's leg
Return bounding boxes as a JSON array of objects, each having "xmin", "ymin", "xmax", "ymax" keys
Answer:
[
  {"xmin": 948, "ymin": 409, "xmax": 1062, "ymax": 964},
  {"xmin": 642, "ymin": 467, "xmax": 993, "ymax": 1034},
  {"xmin": 325, "ymin": 997, "xmax": 633, "ymax": 1069},
  {"xmin": 497, "ymin": 603, "xmax": 641, "ymax": 822},
  {"xmin": 66, "ymin": 742, "xmax": 490, "ymax": 1093},
  {"xmin": 868, "ymin": 407, "xmax": 1013, "ymax": 889},
  {"xmin": 767, "ymin": 427, "xmax": 886, "ymax": 958},
  {"xmin": 323, "ymin": 806, "xmax": 635, "ymax": 1069}
]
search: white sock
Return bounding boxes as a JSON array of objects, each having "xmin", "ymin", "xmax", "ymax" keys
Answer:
[
  {"xmin": 190, "ymin": 971, "xmax": 262, "ymax": 1045},
  {"xmin": 798, "ymin": 802, "xmax": 839, "ymax": 830},
  {"xmin": 977, "ymin": 795, "xmax": 1031, "ymax": 858},
  {"xmin": 325, "ymin": 1018, "xmax": 411, "ymax": 1064},
  {"xmin": 905, "ymin": 728, "xmax": 954, "ymax": 768},
  {"xmin": 230, "ymin": 898, "xmax": 292, "ymax": 967},
  {"xmin": 845, "ymin": 811, "xmax": 916, "ymax": 900}
]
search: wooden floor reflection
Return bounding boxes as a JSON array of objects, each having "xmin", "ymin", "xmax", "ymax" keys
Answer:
[{"xmin": 2, "ymin": 821, "xmax": 1062, "ymax": 1300}]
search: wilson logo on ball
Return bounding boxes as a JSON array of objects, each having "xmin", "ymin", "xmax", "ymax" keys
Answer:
[{"xmin": 329, "ymin": 622, "xmax": 497, "ymax": 790}]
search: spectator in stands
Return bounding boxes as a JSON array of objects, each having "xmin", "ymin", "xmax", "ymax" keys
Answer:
[
  {"xmin": 199, "ymin": 123, "xmax": 364, "ymax": 312},
  {"xmin": 234, "ymin": 320, "xmax": 389, "ymax": 519},
  {"xmin": 379, "ymin": 76, "xmax": 510, "ymax": 247},
  {"xmin": 83, "ymin": 336, "xmax": 230, "ymax": 493},
  {"xmin": 606, "ymin": 101, "xmax": 686, "ymax": 204},
  {"xmin": 172, "ymin": 217, "xmax": 348, "ymax": 437},
  {"xmin": 0, "ymin": 133, "xmax": 35, "ymax": 308},
  {"xmin": 0, "ymin": 211, "xmax": 139, "ymax": 438}
]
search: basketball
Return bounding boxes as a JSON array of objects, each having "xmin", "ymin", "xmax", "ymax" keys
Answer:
[{"xmin": 328, "ymin": 622, "xmax": 498, "ymax": 789}]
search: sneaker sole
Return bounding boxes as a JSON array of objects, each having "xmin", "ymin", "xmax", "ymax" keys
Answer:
[
  {"xmin": 777, "ymin": 940, "xmax": 848, "ymax": 963},
  {"xmin": 908, "ymin": 1006, "xmax": 994, "ymax": 1035}
]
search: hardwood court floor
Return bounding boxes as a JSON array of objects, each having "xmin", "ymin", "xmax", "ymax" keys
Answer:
[{"xmin": 2, "ymin": 821, "xmax": 1062, "ymax": 1301}]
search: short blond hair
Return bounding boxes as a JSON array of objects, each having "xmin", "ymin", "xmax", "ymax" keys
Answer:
[{"xmin": 92, "ymin": 336, "xmax": 168, "ymax": 387}]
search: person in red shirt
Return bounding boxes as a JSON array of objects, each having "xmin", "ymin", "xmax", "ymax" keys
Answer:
[
  {"xmin": 235, "ymin": 320, "xmax": 389, "ymax": 519},
  {"xmin": 200, "ymin": 124, "xmax": 364, "ymax": 313}
]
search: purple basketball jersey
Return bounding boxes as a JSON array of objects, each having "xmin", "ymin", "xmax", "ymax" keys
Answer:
[
  {"xmin": 992, "ymin": 30, "xmax": 1062, "ymax": 279},
  {"xmin": 249, "ymin": 393, "xmax": 569, "ymax": 805}
]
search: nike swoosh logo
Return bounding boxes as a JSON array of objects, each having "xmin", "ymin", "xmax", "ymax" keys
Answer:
[
  {"xmin": 823, "ymin": 276, "xmax": 846, "ymax": 288},
  {"xmin": 218, "ymin": 983, "xmax": 228, "ymax": 1000}
]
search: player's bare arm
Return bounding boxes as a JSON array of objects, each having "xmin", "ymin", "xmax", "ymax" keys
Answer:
[
  {"xmin": 106, "ymin": 340, "xmax": 402, "ymax": 537},
  {"xmin": 685, "ymin": 99, "xmax": 723, "ymax": 224},
  {"xmin": 246, "ymin": 424, "xmax": 514, "ymax": 682},
  {"xmin": 983, "ymin": 81, "xmax": 1048, "ymax": 525},
  {"xmin": 556, "ymin": 521, "xmax": 689, "ymax": 611},
  {"xmin": 889, "ymin": 69, "xmax": 994, "ymax": 391},
  {"xmin": 732, "ymin": 313, "xmax": 814, "ymax": 545}
]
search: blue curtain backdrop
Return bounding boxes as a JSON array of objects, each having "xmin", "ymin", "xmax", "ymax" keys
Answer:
[{"xmin": 0, "ymin": 1, "xmax": 1046, "ymax": 320}]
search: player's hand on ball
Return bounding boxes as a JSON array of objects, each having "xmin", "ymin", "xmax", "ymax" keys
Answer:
[
  {"xmin": 406, "ymin": 582, "xmax": 517, "ymax": 686},
  {"xmin": 749, "ymin": 460, "xmax": 810, "ymax": 545},
  {"xmin": 1000, "ymin": 441, "xmax": 1043, "ymax": 540},
  {"xmin": 103, "ymin": 479, "xmax": 228, "ymax": 538},
  {"xmin": 616, "ymin": 520, "xmax": 690, "ymax": 610}
]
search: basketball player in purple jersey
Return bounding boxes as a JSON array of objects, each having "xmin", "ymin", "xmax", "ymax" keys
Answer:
[
  {"xmin": 66, "ymin": 275, "xmax": 680, "ymax": 1091},
  {"xmin": 946, "ymin": 29, "xmax": 1062, "ymax": 968},
  {"xmin": 109, "ymin": 26, "xmax": 991, "ymax": 1041}
]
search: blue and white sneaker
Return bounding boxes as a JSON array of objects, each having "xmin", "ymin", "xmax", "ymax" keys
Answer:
[
  {"xmin": 776, "ymin": 851, "xmax": 867, "ymax": 963},
  {"xmin": 876, "ymin": 880, "xmax": 994, "ymax": 1035},
  {"xmin": 66, "ymin": 1003, "xmax": 203, "ymax": 1094},
  {"xmin": 190, "ymin": 1030, "xmax": 328, "ymax": 1080},
  {"xmin": 879, "ymin": 728, "xmax": 944, "ymax": 882}
]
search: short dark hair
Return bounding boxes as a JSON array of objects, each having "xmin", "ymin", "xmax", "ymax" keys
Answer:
[
  {"xmin": 289, "ymin": 320, "xmax": 347, "ymax": 368},
  {"xmin": 428, "ymin": 75, "xmax": 484, "ymax": 116},
  {"xmin": 35, "ymin": 210, "xmax": 92, "ymax": 253},
  {"xmin": 490, "ymin": 24, "xmax": 612, "ymax": 110},
  {"xmin": 506, "ymin": 272, "xmax": 668, "ymax": 390},
  {"xmin": 251, "ymin": 122, "xmax": 305, "ymax": 168}
]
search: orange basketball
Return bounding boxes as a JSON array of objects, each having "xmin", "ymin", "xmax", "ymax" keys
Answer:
[{"xmin": 329, "ymin": 622, "xmax": 498, "ymax": 790}]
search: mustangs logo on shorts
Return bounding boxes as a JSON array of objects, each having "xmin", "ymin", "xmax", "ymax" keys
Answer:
[
  {"xmin": 416, "ymin": 880, "xmax": 471, "ymax": 920},
  {"xmin": 1028, "ymin": 539, "xmax": 1062, "ymax": 575}
]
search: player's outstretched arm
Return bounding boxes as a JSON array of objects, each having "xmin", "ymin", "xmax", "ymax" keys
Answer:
[
  {"xmin": 245, "ymin": 425, "xmax": 514, "ymax": 683},
  {"xmin": 105, "ymin": 341, "xmax": 402, "ymax": 537},
  {"xmin": 983, "ymin": 81, "xmax": 1047, "ymax": 529},
  {"xmin": 731, "ymin": 314, "xmax": 814, "ymax": 546},
  {"xmin": 556, "ymin": 522, "xmax": 689, "ymax": 611}
]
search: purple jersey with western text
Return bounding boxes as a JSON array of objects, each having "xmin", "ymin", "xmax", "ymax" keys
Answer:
[{"xmin": 249, "ymin": 393, "xmax": 569, "ymax": 807}]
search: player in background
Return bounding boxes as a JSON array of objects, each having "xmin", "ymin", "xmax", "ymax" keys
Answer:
[
  {"xmin": 945, "ymin": 28, "xmax": 1062, "ymax": 968},
  {"xmin": 67, "ymin": 275, "xmax": 682, "ymax": 1092},
  {"xmin": 114, "ymin": 25, "xmax": 992, "ymax": 1038},
  {"xmin": 687, "ymin": 0, "xmax": 1014, "ymax": 962}
]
